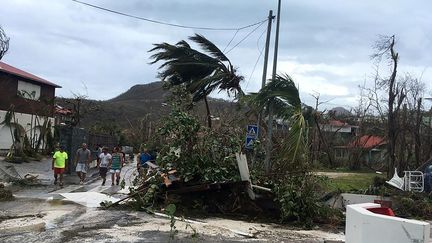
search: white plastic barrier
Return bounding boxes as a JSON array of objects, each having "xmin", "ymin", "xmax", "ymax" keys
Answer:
[{"xmin": 346, "ymin": 203, "xmax": 430, "ymax": 243}]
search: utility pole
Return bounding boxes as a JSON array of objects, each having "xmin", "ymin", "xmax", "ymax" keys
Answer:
[
  {"xmin": 260, "ymin": 10, "xmax": 274, "ymax": 89},
  {"xmin": 264, "ymin": 0, "xmax": 282, "ymax": 174},
  {"xmin": 257, "ymin": 10, "xmax": 274, "ymax": 137}
]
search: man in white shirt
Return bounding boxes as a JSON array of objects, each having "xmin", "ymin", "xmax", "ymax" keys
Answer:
[{"xmin": 98, "ymin": 147, "xmax": 112, "ymax": 186}]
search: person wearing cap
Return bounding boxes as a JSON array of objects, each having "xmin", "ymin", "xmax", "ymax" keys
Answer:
[{"xmin": 52, "ymin": 146, "xmax": 68, "ymax": 187}]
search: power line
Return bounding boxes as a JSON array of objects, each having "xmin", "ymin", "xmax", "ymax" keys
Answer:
[
  {"xmin": 244, "ymin": 28, "xmax": 267, "ymax": 92},
  {"xmin": 72, "ymin": 0, "xmax": 266, "ymax": 31},
  {"xmin": 223, "ymin": 29, "xmax": 239, "ymax": 53},
  {"xmin": 257, "ymin": 26, "xmax": 267, "ymax": 53},
  {"xmin": 225, "ymin": 20, "xmax": 266, "ymax": 54},
  {"xmin": 245, "ymin": 45, "xmax": 265, "ymax": 92}
]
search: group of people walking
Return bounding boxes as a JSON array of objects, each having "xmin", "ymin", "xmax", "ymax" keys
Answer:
[
  {"xmin": 52, "ymin": 143, "xmax": 126, "ymax": 187},
  {"xmin": 98, "ymin": 145, "xmax": 124, "ymax": 186}
]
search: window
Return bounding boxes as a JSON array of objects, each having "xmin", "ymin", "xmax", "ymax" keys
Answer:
[
  {"xmin": 17, "ymin": 80, "xmax": 41, "ymax": 100},
  {"xmin": 335, "ymin": 148, "xmax": 346, "ymax": 158}
]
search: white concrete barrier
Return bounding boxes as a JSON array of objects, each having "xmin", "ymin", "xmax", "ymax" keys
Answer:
[
  {"xmin": 326, "ymin": 193, "xmax": 391, "ymax": 209},
  {"xmin": 346, "ymin": 203, "xmax": 430, "ymax": 243}
]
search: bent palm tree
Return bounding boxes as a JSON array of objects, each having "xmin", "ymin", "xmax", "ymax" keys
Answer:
[
  {"xmin": 245, "ymin": 74, "xmax": 308, "ymax": 171},
  {"xmin": 149, "ymin": 34, "xmax": 244, "ymax": 128}
]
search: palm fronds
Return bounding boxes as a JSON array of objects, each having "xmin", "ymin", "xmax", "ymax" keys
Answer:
[
  {"xmin": 149, "ymin": 34, "xmax": 244, "ymax": 127},
  {"xmin": 245, "ymin": 74, "xmax": 309, "ymax": 170},
  {"xmin": 189, "ymin": 34, "xmax": 230, "ymax": 64},
  {"xmin": 245, "ymin": 74, "xmax": 300, "ymax": 119},
  {"xmin": 149, "ymin": 34, "xmax": 243, "ymax": 97},
  {"xmin": 0, "ymin": 105, "xmax": 15, "ymax": 126}
]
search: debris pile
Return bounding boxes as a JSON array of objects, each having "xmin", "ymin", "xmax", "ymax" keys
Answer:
[{"xmin": 103, "ymin": 110, "xmax": 340, "ymax": 228}]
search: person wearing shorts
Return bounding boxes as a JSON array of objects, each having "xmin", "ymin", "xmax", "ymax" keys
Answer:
[
  {"xmin": 52, "ymin": 146, "xmax": 68, "ymax": 187},
  {"xmin": 98, "ymin": 147, "xmax": 111, "ymax": 186},
  {"xmin": 109, "ymin": 147, "xmax": 123, "ymax": 186},
  {"xmin": 74, "ymin": 143, "xmax": 91, "ymax": 185}
]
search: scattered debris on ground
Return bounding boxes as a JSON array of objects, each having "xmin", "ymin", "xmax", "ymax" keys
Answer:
[
  {"xmin": 0, "ymin": 164, "xmax": 44, "ymax": 187},
  {"xmin": 60, "ymin": 192, "xmax": 122, "ymax": 208},
  {"xmin": 0, "ymin": 183, "xmax": 13, "ymax": 201},
  {"xmin": 0, "ymin": 197, "xmax": 345, "ymax": 242}
]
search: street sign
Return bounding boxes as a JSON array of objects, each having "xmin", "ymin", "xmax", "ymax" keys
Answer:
[
  {"xmin": 247, "ymin": 124, "xmax": 258, "ymax": 137},
  {"xmin": 245, "ymin": 136, "xmax": 256, "ymax": 149},
  {"xmin": 245, "ymin": 124, "xmax": 258, "ymax": 149}
]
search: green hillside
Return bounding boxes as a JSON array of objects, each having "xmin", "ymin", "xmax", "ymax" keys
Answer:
[{"xmin": 56, "ymin": 81, "xmax": 240, "ymax": 129}]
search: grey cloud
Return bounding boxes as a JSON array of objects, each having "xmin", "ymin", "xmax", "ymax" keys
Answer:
[{"xmin": 0, "ymin": 0, "xmax": 431, "ymax": 105}]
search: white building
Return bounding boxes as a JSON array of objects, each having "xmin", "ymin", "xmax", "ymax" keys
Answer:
[{"xmin": 0, "ymin": 61, "xmax": 61, "ymax": 151}]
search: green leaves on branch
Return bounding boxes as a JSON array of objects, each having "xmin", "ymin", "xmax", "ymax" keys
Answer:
[{"xmin": 157, "ymin": 111, "xmax": 241, "ymax": 183}]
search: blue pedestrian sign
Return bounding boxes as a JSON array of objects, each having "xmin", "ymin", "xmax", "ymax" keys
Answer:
[
  {"xmin": 245, "ymin": 124, "xmax": 258, "ymax": 149},
  {"xmin": 247, "ymin": 125, "xmax": 258, "ymax": 137},
  {"xmin": 245, "ymin": 136, "xmax": 256, "ymax": 149}
]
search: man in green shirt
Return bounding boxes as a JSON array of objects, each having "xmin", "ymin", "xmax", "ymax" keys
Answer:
[{"xmin": 52, "ymin": 146, "xmax": 68, "ymax": 187}]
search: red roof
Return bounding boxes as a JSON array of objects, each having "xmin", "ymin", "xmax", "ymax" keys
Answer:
[
  {"xmin": 350, "ymin": 135, "xmax": 386, "ymax": 149},
  {"xmin": 54, "ymin": 105, "xmax": 72, "ymax": 115},
  {"xmin": 328, "ymin": 120, "xmax": 346, "ymax": 126},
  {"xmin": 0, "ymin": 61, "xmax": 61, "ymax": 88}
]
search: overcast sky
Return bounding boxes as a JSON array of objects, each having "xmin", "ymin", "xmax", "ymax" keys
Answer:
[{"xmin": 1, "ymin": 0, "xmax": 431, "ymax": 110}]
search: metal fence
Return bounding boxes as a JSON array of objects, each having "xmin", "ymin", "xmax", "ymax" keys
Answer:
[{"xmin": 56, "ymin": 126, "xmax": 118, "ymax": 174}]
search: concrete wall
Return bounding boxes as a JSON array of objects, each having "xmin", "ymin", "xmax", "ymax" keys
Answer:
[
  {"xmin": 326, "ymin": 193, "xmax": 391, "ymax": 209},
  {"xmin": 346, "ymin": 203, "xmax": 430, "ymax": 243},
  {"xmin": 0, "ymin": 110, "xmax": 54, "ymax": 150}
]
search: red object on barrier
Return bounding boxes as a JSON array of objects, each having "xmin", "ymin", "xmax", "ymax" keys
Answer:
[
  {"xmin": 374, "ymin": 200, "xmax": 392, "ymax": 208},
  {"xmin": 367, "ymin": 207, "xmax": 395, "ymax": 216}
]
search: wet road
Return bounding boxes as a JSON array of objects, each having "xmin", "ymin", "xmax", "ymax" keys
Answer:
[{"xmin": 0, "ymin": 162, "xmax": 344, "ymax": 242}]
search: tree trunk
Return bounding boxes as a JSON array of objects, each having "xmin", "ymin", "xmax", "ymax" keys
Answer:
[
  {"xmin": 414, "ymin": 98, "xmax": 422, "ymax": 167},
  {"xmin": 387, "ymin": 36, "xmax": 399, "ymax": 178},
  {"xmin": 314, "ymin": 116, "xmax": 334, "ymax": 167},
  {"xmin": 398, "ymin": 104, "xmax": 407, "ymax": 172},
  {"xmin": 34, "ymin": 119, "xmax": 48, "ymax": 153},
  {"xmin": 204, "ymin": 95, "xmax": 212, "ymax": 128}
]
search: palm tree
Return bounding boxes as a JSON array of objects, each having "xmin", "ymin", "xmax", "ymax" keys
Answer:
[
  {"xmin": 244, "ymin": 74, "xmax": 308, "ymax": 172},
  {"xmin": 0, "ymin": 105, "xmax": 24, "ymax": 156},
  {"xmin": 149, "ymin": 34, "xmax": 244, "ymax": 128}
]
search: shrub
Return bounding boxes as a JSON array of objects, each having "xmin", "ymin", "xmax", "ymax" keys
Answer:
[
  {"xmin": 273, "ymin": 174, "xmax": 341, "ymax": 228},
  {"xmin": 392, "ymin": 192, "xmax": 432, "ymax": 219}
]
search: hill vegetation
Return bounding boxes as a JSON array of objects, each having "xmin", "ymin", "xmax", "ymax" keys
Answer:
[{"xmin": 56, "ymin": 81, "xmax": 240, "ymax": 130}]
